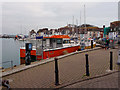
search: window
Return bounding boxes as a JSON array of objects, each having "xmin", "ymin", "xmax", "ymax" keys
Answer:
[
  {"xmin": 57, "ymin": 39, "xmax": 62, "ymax": 44},
  {"xmin": 81, "ymin": 40, "xmax": 84, "ymax": 42},
  {"xmin": 63, "ymin": 40, "xmax": 70, "ymax": 44}
]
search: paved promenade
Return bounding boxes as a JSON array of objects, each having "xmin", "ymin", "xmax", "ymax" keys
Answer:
[
  {"xmin": 65, "ymin": 71, "xmax": 119, "ymax": 88},
  {"xmin": 2, "ymin": 48, "xmax": 119, "ymax": 88}
]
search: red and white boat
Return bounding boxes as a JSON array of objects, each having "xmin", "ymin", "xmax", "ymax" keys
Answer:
[{"xmin": 20, "ymin": 35, "xmax": 81, "ymax": 64}]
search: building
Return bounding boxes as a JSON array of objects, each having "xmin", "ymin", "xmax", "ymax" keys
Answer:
[
  {"xmin": 109, "ymin": 21, "xmax": 120, "ymax": 40},
  {"xmin": 37, "ymin": 28, "xmax": 49, "ymax": 36},
  {"xmin": 58, "ymin": 25, "xmax": 72, "ymax": 35},
  {"xmin": 110, "ymin": 21, "xmax": 120, "ymax": 32},
  {"xmin": 29, "ymin": 30, "xmax": 36, "ymax": 39},
  {"xmin": 77, "ymin": 24, "xmax": 102, "ymax": 39},
  {"xmin": 35, "ymin": 24, "xmax": 102, "ymax": 39}
]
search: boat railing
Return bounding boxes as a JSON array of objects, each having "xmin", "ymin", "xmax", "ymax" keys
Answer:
[{"xmin": 0, "ymin": 60, "xmax": 13, "ymax": 69}]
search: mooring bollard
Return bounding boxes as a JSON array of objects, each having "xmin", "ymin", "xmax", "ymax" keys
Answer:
[
  {"xmin": 85, "ymin": 54, "xmax": 90, "ymax": 76},
  {"xmin": 110, "ymin": 51, "xmax": 113, "ymax": 70},
  {"xmin": 25, "ymin": 43, "xmax": 32, "ymax": 65},
  {"xmin": 55, "ymin": 57, "xmax": 59, "ymax": 85},
  {"xmin": 91, "ymin": 39, "xmax": 93, "ymax": 49}
]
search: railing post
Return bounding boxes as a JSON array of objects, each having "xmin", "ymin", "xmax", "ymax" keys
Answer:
[
  {"xmin": 85, "ymin": 54, "xmax": 90, "ymax": 76},
  {"xmin": 55, "ymin": 57, "xmax": 59, "ymax": 85},
  {"xmin": 110, "ymin": 51, "xmax": 113, "ymax": 70}
]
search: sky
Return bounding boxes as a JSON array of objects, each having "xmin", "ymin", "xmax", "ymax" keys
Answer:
[
  {"xmin": 0, "ymin": 0, "xmax": 119, "ymax": 35},
  {"xmin": 118, "ymin": 1, "xmax": 120, "ymax": 21}
]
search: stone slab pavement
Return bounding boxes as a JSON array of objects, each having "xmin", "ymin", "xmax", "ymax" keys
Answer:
[
  {"xmin": 64, "ymin": 71, "xmax": 119, "ymax": 88},
  {"xmin": 2, "ymin": 48, "xmax": 119, "ymax": 88},
  {"xmin": 1, "ymin": 47, "xmax": 101, "ymax": 77}
]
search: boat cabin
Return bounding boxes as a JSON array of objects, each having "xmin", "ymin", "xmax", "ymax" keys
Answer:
[{"xmin": 42, "ymin": 35, "xmax": 71, "ymax": 49}]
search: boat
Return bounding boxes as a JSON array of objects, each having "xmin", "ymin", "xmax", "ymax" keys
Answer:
[
  {"xmin": 80, "ymin": 38, "xmax": 96, "ymax": 50},
  {"xmin": 20, "ymin": 35, "xmax": 81, "ymax": 64}
]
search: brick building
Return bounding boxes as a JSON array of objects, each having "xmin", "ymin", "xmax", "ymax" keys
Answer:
[{"xmin": 110, "ymin": 21, "xmax": 120, "ymax": 32}]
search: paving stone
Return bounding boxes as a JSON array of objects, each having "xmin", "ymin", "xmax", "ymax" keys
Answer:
[{"xmin": 2, "ymin": 48, "xmax": 118, "ymax": 88}]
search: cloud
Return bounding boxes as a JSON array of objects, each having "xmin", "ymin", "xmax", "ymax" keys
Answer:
[
  {"xmin": 0, "ymin": 0, "xmax": 120, "ymax": 2},
  {"xmin": 1, "ymin": 2, "xmax": 118, "ymax": 34}
]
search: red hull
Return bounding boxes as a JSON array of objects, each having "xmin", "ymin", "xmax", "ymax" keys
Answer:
[{"xmin": 20, "ymin": 46, "xmax": 80, "ymax": 64}]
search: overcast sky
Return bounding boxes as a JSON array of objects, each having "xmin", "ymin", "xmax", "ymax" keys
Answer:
[{"xmin": 0, "ymin": 1, "xmax": 119, "ymax": 35}]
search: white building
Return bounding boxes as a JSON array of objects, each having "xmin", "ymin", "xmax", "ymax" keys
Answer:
[
  {"xmin": 30, "ymin": 33, "xmax": 36, "ymax": 39},
  {"xmin": 109, "ymin": 32, "xmax": 117, "ymax": 40}
]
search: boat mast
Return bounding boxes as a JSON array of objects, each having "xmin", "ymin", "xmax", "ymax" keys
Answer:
[
  {"xmin": 72, "ymin": 16, "xmax": 74, "ymax": 37},
  {"xmin": 79, "ymin": 10, "xmax": 81, "ymax": 39},
  {"xmin": 76, "ymin": 19, "xmax": 78, "ymax": 37},
  {"xmin": 80, "ymin": 11, "xmax": 81, "ymax": 26},
  {"xmin": 84, "ymin": 4, "xmax": 87, "ymax": 39}
]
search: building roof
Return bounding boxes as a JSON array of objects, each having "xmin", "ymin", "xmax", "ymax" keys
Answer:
[{"xmin": 111, "ymin": 21, "xmax": 120, "ymax": 24}]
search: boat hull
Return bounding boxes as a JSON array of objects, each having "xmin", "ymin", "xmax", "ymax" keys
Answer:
[
  {"xmin": 85, "ymin": 44, "xmax": 96, "ymax": 49},
  {"xmin": 20, "ymin": 46, "xmax": 80, "ymax": 64}
]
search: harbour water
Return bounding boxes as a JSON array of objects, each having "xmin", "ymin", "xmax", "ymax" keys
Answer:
[{"xmin": 0, "ymin": 38, "xmax": 26, "ymax": 68}]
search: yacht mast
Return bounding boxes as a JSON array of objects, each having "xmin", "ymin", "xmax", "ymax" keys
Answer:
[
  {"xmin": 72, "ymin": 16, "xmax": 74, "ymax": 37},
  {"xmin": 80, "ymin": 11, "xmax": 81, "ymax": 39},
  {"xmin": 76, "ymin": 19, "xmax": 78, "ymax": 37},
  {"xmin": 84, "ymin": 4, "xmax": 87, "ymax": 39}
]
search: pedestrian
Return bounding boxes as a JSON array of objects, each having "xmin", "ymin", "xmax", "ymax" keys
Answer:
[
  {"xmin": 104, "ymin": 38, "xmax": 107, "ymax": 50},
  {"xmin": 106, "ymin": 38, "xmax": 110, "ymax": 49}
]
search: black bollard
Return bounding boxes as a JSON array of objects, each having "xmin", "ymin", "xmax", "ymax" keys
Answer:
[
  {"xmin": 110, "ymin": 51, "xmax": 113, "ymax": 70},
  {"xmin": 55, "ymin": 57, "xmax": 59, "ymax": 85},
  {"xmin": 91, "ymin": 40, "xmax": 93, "ymax": 48},
  {"xmin": 85, "ymin": 54, "xmax": 90, "ymax": 76}
]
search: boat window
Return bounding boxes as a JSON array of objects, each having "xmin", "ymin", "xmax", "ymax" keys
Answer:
[
  {"xmin": 81, "ymin": 43, "xmax": 85, "ymax": 45},
  {"xmin": 71, "ymin": 42, "xmax": 74, "ymax": 44},
  {"xmin": 57, "ymin": 39, "xmax": 62, "ymax": 44},
  {"xmin": 68, "ymin": 40, "xmax": 70, "ymax": 43},
  {"xmin": 63, "ymin": 40, "xmax": 70, "ymax": 44},
  {"xmin": 53, "ymin": 39, "xmax": 56, "ymax": 42},
  {"xmin": 63, "ymin": 40, "xmax": 65, "ymax": 44},
  {"xmin": 81, "ymin": 40, "xmax": 84, "ymax": 42}
]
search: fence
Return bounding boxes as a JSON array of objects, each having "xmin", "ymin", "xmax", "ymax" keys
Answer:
[{"xmin": 0, "ymin": 60, "xmax": 13, "ymax": 69}]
